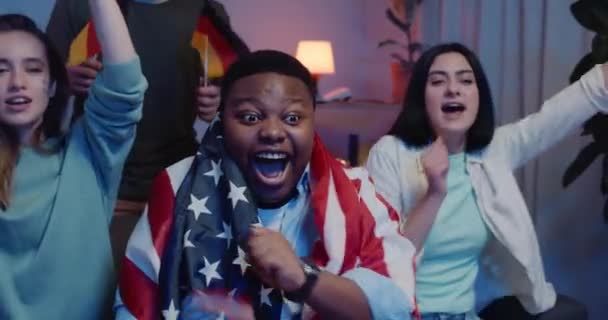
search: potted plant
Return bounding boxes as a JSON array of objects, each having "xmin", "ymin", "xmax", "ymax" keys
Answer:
[
  {"xmin": 378, "ymin": 0, "xmax": 424, "ymax": 104},
  {"xmin": 563, "ymin": 0, "xmax": 608, "ymax": 222}
]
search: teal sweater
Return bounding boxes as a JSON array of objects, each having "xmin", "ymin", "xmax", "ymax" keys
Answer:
[{"xmin": 0, "ymin": 58, "xmax": 146, "ymax": 319}]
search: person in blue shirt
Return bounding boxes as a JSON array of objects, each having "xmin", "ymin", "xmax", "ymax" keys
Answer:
[
  {"xmin": 115, "ymin": 50, "xmax": 421, "ymax": 319},
  {"xmin": 0, "ymin": 1, "xmax": 147, "ymax": 319}
]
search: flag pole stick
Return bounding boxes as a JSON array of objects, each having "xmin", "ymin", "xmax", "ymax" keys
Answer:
[{"xmin": 203, "ymin": 36, "xmax": 209, "ymax": 87}]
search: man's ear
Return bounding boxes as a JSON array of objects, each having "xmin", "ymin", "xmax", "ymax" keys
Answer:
[{"xmin": 48, "ymin": 81, "xmax": 56, "ymax": 98}]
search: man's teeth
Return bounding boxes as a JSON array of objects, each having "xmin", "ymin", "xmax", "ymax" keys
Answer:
[
  {"xmin": 254, "ymin": 153, "xmax": 287, "ymax": 178},
  {"xmin": 256, "ymin": 152, "xmax": 287, "ymax": 160}
]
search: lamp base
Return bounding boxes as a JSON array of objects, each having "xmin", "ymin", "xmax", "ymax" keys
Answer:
[{"xmin": 311, "ymin": 73, "xmax": 320, "ymax": 97}]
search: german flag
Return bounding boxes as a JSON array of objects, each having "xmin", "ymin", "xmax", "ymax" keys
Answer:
[
  {"xmin": 67, "ymin": 0, "xmax": 128, "ymax": 66},
  {"xmin": 67, "ymin": 22, "xmax": 101, "ymax": 66},
  {"xmin": 191, "ymin": 4, "xmax": 250, "ymax": 79}
]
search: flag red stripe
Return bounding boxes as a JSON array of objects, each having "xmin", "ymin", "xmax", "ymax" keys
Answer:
[
  {"xmin": 358, "ymin": 201, "xmax": 390, "ymax": 277},
  {"xmin": 376, "ymin": 191, "xmax": 401, "ymax": 223},
  {"xmin": 120, "ymin": 259, "xmax": 159, "ymax": 320},
  {"xmin": 310, "ymin": 240, "xmax": 330, "ymax": 268},
  {"xmin": 310, "ymin": 135, "xmax": 330, "ymax": 253},
  {"xmin": 196, "ymin": 17, "xmax": 239, "ymax": 71},
  {"xmin": 86, "ymin": 23, "xmax": 101, "ymax": 58},
  {"xmin": 147, "ymin": 170, "xmax": 177, "ymax": 256},
  {"xmin": 331, "ymin": 169, "xmax": 362, "ymax": 274}
]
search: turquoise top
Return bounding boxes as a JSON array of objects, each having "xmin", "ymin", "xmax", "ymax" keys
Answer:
[
  {"xmin": 0, "ymin": 58, "xmax": 146, "ymax": 319},
  {"xmin": 416, "ymin": 153, "xmax": 489, "ymax": 315}
]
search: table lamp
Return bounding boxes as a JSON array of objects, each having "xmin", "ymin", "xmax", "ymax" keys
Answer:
[{"xmin": 295, "ymin": 40, "xmax": 335, "ymax": 98}]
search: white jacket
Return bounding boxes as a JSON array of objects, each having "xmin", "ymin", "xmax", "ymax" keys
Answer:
[{"xmin": 366, "ymin": 65, "xmax": 608, "ymax": 314}]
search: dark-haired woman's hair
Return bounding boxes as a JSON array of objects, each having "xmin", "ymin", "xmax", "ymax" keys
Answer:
[
  {"xmin": 389, "ymin": 42, "xmax": 495, "ymax": 152},
  {"xmin": 0, "ymin": 14, "xmax": 69, "ymax": 209}
]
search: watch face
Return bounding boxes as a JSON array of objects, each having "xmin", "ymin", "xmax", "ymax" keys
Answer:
[
  {"xmin": 303, "ymin": 264, "xmax": 314, "ymax": 274},
  {"xmin": 284, "ymin": 259, "xmax": 320, "ymax": 303},
  {"xmin": 302, "ymin": 259, "xmax": 320, "ymax": 275}
]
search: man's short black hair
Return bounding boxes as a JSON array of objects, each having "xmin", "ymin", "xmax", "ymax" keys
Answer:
[{"xmin": 219, "ymin": 50, "xmax": 316, "ymax": 111}]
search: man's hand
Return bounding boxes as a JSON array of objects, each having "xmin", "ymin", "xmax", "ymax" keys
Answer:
[
  {"xmin": 246, "ymin": 226, "xmax": 305, "ymax": 292},
  {"xmin": 197, "ymin": 84, "xmax": 220, "ymax": 122},
  {"xmin": 67, "ymin": 57, "xmax": 102, "ymax": 96}
]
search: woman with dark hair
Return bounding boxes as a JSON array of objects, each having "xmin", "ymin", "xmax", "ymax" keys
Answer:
[
  {"xmin": 367, "ymin": 42, "xmax": 608, "ymax": 319},
  {"xmin": 388, "ymin": 43, "xmax": 496, "ymax": 153},
  {"xmin": 0, "ymin": 0, "xmax": 146, "ymax": 319}
]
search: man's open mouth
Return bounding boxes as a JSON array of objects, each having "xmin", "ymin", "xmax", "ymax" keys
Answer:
[{"xmin": 252, "ymin": 152, "xmax": 290, "ymax": 185}]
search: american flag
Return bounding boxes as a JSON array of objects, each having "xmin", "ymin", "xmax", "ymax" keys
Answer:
[{"xmin": 117, "ymin": 120, "xmax": 418, "ymax": 319}]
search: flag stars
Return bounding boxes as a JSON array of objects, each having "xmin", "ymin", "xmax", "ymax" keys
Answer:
[
  {"xmin": 199, "ymin": 257, "xmax": 223, "ymax": 287},
  {"xmin": 188, "ymin": 194, "xmax": 211, "ymax": 220},
  {"xmin": 184, "ymin": 229, "xmax": 196, "ymax": 248},
  {"xmin": 283, "ymin": 297, "xmax": 303, "ymax": 316},
  {"xmin": 228, "ymin": 288, "xmax": 237, "ymax": 298},
  {"xmin": 204, "ymin": 159, "xmax": 223, "ymax": 186},
  {"xmin": 260, "ymin": 285, "xmax": 273, "ymax": 307},
  {"xmin": 216, "ymin": 222, "xmax": 232, "ymax": 248},
  {"xmin": 162, "ymin": 300, "xmax": 180, "ymax": 320},
  {"xmin": 232, "ymin": 246, "xmax": 250, "ymax": 275},
  {"xmin": 227, "ymin": 181, "xmax": 248, "ymax": 209}
]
